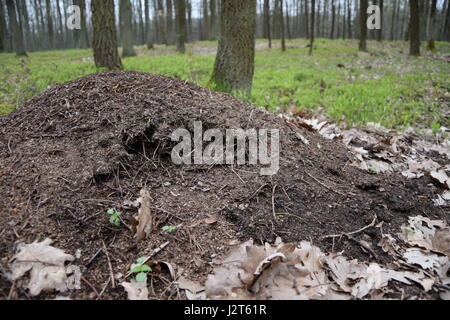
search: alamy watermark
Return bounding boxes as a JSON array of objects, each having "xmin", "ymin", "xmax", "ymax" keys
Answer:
[
  {"xmin": 170, "ymin": 122, "xmax": 280, "ymax": 176},
  {"xmin": 65, "ymin": 5, "xmax": 382, "ymax": 31},
  {"xmin": 67, "ymin": 5, "xmax": 81, "ymax": 30}
]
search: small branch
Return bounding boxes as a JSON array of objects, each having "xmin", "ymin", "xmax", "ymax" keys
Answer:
[
  {"xmin": 321, "ymin": 215, "xmax": 377, "ymax": 239},
  {"xmin": 272, "ymin": 185, "xmax": 278, "ymax": 221},
  {"xmin": 80, "ymin": 275, "xmax": 101, "ymax": 300},
  {"xmin": 102, "ymin": 240, "xmax": 115, "ymax": 289}
]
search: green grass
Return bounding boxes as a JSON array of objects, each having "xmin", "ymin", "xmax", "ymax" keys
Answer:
[{"xmin": 1, "ymin": 39, "xmax": 449, "ymax": 129}]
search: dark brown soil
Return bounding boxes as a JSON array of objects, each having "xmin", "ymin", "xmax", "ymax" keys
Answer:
[{"xmin": 0, "ymin": 71, "xmax": 447, "ymax": 300}]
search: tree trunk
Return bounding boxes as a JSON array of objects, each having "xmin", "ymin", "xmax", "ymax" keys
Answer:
[
  {"xmin": 309, "ymin": 0, "xmax": 315, "ymax": 55},
  {"xmin": 45, "ymin": 0, "xmax": 54, "ymax": 49},
  {"xmin": 427, "ymin": 0, "xmax": 437, "ymax": 50},
  {"xmin": 342, "ymin": 0, "xmax": 347, "ymax": 39},
  {"xmin": 263, "ymin": 0, "xmax": 272, "ymax": 48},
  {"xmin": 211, "ymin": 0, "xmax": 256, "ymax": 98},
  {"xmin": 305, "ymin": 0, "xmax": 310, "ymax": 39},
  {"xmin": 166, "ymin": 0, "xmax": 174, "ymax": 44},
  {"xmin": 280, "ymin": 0, "xmax": 286, "ymax": 51},
  {"xmin": 409, "ymin": 0, "xmax": 420, "ymax": 55},
  {"xmin": 120, "ymin": 0, "xmax": 137, "ymax": 57},
  {"xmin": 442, "ymin": 0, "xmax": 449, "ymax": 40},
  {"xmin": 377, "ymin": 0, "xmax": 383, "ymax": 41},
  {"xmin": 0, "ymin": 0, "xmax": 6, "ymax": 52},
  {"xmin": 210, "ymin": 0, "xmax": 217, "ymax": 40},
  {"xmin": 175, "ymin": 0, "xmax": 186, "ymax": 53},
  {"xmin": 187, "ymin": 0, "xmax": 192, "ymax": 41},
  {"xmin": 286, "ymin": 0, "xmax": 292, "ymax": 40},
  {"xmin": 316, "ymin": 0, "xmax": 321, "ymax": 38},
  {"xmin": 359, "ymin": 0, "xmax": 368, "ymax": 51},
  {"xmin": 330, "ymin": 0, "xmax": 335, "ymax": 39},
  {"xmin": 347, "ymin": 0, "xmax": 352, "ymax": 38},
  {"xmin": 92, "ymin": 0, "xmax": 122, "ymax": 70},
  {"xmin": 158, "ymin": 0, "xmax": 167, "ymax": 44},
  {"xmin": 390, "ymin": 0, "xmax": 397, "ymax": 40},
  {"xmin": 18, "ymin": 0, "xmax": 32, "ymax": 51},
  {"xmin": 145, "ymin": 0, "xmax": 154, "ymax": 48},
  {"xmin": 5, "ymin": 0, "xmax": 26, "ymax": 56}
]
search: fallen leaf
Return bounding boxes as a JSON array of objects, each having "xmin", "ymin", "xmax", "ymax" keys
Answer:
[
  {"xmin": 121, "ymin": 280, "xmax": 149, "ymax": 300},
  {"xmin": 136, "ymin": 189, "xmax": 154, "ymax": 241},
  {"xmin": 9, "ymin": 238, "xmax": 77, "ymax": 296}
]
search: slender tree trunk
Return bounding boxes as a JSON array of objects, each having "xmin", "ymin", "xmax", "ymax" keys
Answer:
[
  {"xmin": 427, "ymin": 0, "xmax": 437, "ymax": 50},
  {"xmin": 263, "ymin": 0, "xmax": 272, "ymax": 48},
  {"xmin": 330, "ymin": 0, "xmax": 336, "ymax": 39},
  {"xmin": 336, "ymin": 1, "xmax": 341, "ymax": 39},
  {"xmin": 342, "ymin": 0, "xmax": 347, "ymax": 40},
  {"xmin": 305, "ymin": 0, "xmax": 310, "ymax": 39},
  {"xmin": 280, "ymin": 0, "xmax": 286, "ymax": 51},
  {"xmin": 158, "ymin": 0, "xmax": 166, "ymax": 44},
  {"xmin": 316, "ymin": 0, "xmax": 321, "ymax": 38},
  {"xmin": 210, "ymin": 0, "xmax": 217, "ymax": 40},
  {"xmin": 92, "ymin": 0, "xmax": 122, "ymax": 70},
  {"xmin": 211, "ymin": 0, "xmax": 256, "ymax": 98},
  {"xmin": 347, "ymin": 0, "xmax": 352, "ymax": 38},
  {"xmin": 187, "ymin": 0, "xmax": 192, "ymax": 41},
  {"xmin": 409, "ymin": 0, "xmax": 420, "ymax": 55},
  {"xmin": 359, "ymin": 0, "xmax": 368, "ymax": 51},
  {"xmin": 286, "ymin": 0, "xmax": 292, "ymax": 40},
  {"xmin": 442, "ymin": 0, "xmax": 449, "ymax": 40},
  {"xmin": 18, "ymin": 0, "xmax": 32, "ymax": 51},
  {"xmin": 175, "ymin": 0, "xmax": 186, "ymax": 53},
  {"xmin": 145, "ymin": 0, "xmax": 154, "ymax": 48},
  {"xmin": 309, "ymin": 0, "xmax": 315, "ymax": 55},
  {"xmin": 376, "ymin": 0, "xmax": 383, "ymax": 41},
  {"xmin": 45, "ymin": 0, "xmax": 54, "ymax": 49},
  {"xmin": 6, "ymin": 0, "xmax": 26, "ymax": 56},
  {"xmin": 166, "ymin": 0, "xmax": 174, "ymax": 44},
  {"xmin": 390, "ymin": 0, "xmax": 397, "ymax": 40},
  {"xmin": 202, "ymin": 0, "xmax": 209, "ymax": 40},
  {"xmin": 55, "ymin": 0, "xmax": 64, "ymax": 48},
  {"xmin": 120, "ymin": 0, "xmax": 137, "ymax": 57},
  {"xmin": 0, "ymin": 0, "xmax": 7, "ymax": 52}
]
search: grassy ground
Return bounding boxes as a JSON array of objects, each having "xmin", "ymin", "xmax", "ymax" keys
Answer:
[{"xmin": 1, "ymin": 38, "xmax": 449, "ymax": 130}]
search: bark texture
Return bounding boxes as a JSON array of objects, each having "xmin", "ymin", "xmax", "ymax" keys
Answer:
[
  {"xmin": 211, "ymin": 0, "xmax": 256, "ymax": 98},
  {"xmin": 92, "ymin": 0, "xmax": 123, "ymax": 70}
]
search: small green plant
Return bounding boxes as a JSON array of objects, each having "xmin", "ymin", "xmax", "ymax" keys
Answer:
[
  {"xmin": 368, "ymin": 165, "xmax": 378, "ymax": 173},
  {"xmin": 129, "ymin": 256, "xmax": 152, "ymax": 282},
  {"xmin": 106, "ymin": 208, "xmax": 122, "ymax": 227},
  {"xmin": 162, "ymin": 225, "xmax": 177, "ymax": 233}
]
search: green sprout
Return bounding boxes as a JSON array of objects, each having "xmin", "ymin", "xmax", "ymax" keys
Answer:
[
  {"xmin": 107, "ymin": 208, "xmax": 122, "ymax": 227},
  {"xmin": 129, "ymin": 256, "xmax": 152, "ymax": 282},
  {"xmin": 162, "ymin": 225, "xmax": 177, "ymax": 233}
]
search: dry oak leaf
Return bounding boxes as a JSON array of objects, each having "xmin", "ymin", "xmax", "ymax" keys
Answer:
[
  {"xmin": 9, "ymin": 238, "xmax": 76, "ymax": 296},
  {"xmin": 136, "ymin": 188, "xmax": 154, "ymax": 241}
]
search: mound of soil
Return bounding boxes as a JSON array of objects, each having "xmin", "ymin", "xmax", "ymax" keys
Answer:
[{"xmin": 0, "ymin": 71, "xmax": 447, "ymax": 299}]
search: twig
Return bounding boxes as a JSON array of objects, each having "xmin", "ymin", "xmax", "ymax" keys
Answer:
[
  {"xmin": 305, "ymin": 171, "xmax": 346, "ymax": 196},
  {"xmin": 85, "ymin": 249, "xmax": 103, "ymax": 267},
  {"xmin": 80, "ymin": 275, "xmax": 100, "ymax": 300},
  {"xmin": 272, "ymin": 185, "xmax": 278, "ymax": 220},
  {"xmin": 321, "ymin": 215, "xmax": 377, "ymax": 239},
  {"xmin": 102, "ymin": 240, "xmax": 115, "ymax": 289},
  {"xmin": 276, "ymin": 212, "xmax": 305, "ymax": 223},
  {"xmin": 125, "ymin": 241, "xmax": 170, "ymax": 279}
]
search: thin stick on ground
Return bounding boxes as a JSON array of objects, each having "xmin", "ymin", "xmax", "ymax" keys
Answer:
[
  {"xmin": 272, "ymin": 185, "xmax": 278, "ymax": 220},
  {"xmin": 102, "ymin": 240, "xmax": 115, "ymax": 289},
  {"xmin": 80, "ymin": 275, "xmax": 101, "ymax": 300},
  {"xmin": 321, "ymin": 215, "xmax": 378, "ymax": 239}
]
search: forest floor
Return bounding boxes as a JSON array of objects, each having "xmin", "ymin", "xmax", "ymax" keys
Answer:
[
  {"xmin": 0, "ymin": 40, "xmax": 449, "ymax": 300},
  {"xmin": 1, "ymin": 39, "xmax": 449, "ymax": 130}
]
